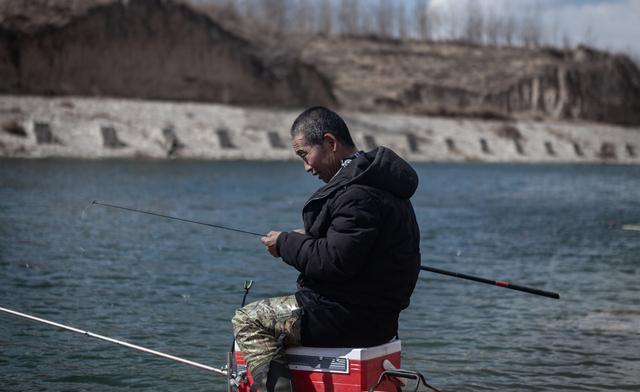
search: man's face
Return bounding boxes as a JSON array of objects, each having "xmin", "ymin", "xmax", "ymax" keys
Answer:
[{"xmin": 292, "ymin": 133, "xmax": 339, "ymax": 183}]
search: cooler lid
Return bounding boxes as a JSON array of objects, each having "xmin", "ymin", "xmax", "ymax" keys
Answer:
[{"xmin": 285, "ymin": 339, "xmax": 401, "ymax": 361}]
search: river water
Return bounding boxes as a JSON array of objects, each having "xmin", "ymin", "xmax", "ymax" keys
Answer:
[{"xmin": 1, "ymin": 160, "xmax": 639, "ymax": 391}]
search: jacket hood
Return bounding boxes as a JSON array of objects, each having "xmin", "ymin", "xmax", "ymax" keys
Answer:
[
  {"xmin": 307, "ymin": 147, "xmax": 419, "ymax": 203},
  {"xmin": 350, "ymin": 147, "xmax": 419, "ymax": 199}
]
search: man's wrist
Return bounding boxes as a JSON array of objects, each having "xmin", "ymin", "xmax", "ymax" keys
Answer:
[{"xmin": 276, "ymin": 232, "xmax": 287, "ymax": 259}]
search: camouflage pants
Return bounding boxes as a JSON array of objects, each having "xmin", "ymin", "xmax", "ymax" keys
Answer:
[{"xmin": 232, "ymin": 295, "xmax": 302, "ymax": 372}]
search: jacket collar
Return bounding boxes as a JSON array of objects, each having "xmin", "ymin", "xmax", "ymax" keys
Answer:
[{"xmin": 304, "ymin": 149, "xmax": 374, "ymax": 208}]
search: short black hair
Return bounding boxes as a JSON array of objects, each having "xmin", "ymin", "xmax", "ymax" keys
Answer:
[{"xmin": 290, "ymin": 106, "xmax": 355, "ymax": 147}]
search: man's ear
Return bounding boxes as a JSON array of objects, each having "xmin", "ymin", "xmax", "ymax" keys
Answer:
[{"xmin": 324, "ymin": 133, "xmax": 337, "ymax": 152}]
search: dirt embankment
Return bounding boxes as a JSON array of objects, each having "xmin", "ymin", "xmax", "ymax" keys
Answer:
[
  {"xmin": 303, "ymin": 38, "xmax": 640, "ymax": 126},
  {"xmin": 0, "ymin": 0, "xmax": 335, "ymax": 107},
  {"xmin": 0, "ymin": 0, "xmax": 639, "ymax": 126}
]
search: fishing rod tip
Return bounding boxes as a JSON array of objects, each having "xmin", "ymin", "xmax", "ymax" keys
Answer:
[{"xmin": 82, "ymin": 200, "xmax": 97, "ymax": 217}]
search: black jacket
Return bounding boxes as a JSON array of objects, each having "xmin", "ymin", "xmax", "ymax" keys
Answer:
[{"xmin": 277, "ymin": 147, "xmax": 421, "ymax": 347}]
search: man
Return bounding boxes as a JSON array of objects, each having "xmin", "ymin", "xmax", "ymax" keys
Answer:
[{"xmin": 232, "ymin": 107, "xmax": 421, "ymax": 392}]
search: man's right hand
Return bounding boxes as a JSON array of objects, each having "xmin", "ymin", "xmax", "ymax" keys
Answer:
[{"xmin": 261, "ymin": 231, "xmax": 281, "ymax": 257}]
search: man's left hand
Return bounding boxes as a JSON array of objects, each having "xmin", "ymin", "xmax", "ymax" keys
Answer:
[{"xmin": 261, "ymin": 231, "xmax": 281, "ymax": 257}]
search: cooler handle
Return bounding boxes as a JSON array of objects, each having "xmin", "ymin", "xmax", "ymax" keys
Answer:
[{"xmin": 368, "ymin": 368, "xmax": 442, "ymax": 392}]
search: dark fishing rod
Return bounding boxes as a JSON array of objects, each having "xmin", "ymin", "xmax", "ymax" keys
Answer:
[
  {"xmin": 91, "ymin": 200, "xmax": 265, "ymax": 237},
  {"xmin": 420, "ymin": 266, "xmax": 559, "ymax": 299},
  {"xmin": 91, "ymin": 201, "xmax": 560, "ymax": 299}
]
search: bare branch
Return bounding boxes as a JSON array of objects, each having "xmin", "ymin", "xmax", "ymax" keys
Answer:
[
  {"xmin": 376, "ymin": 0, "xmax": 394, "ymax": 38},
  {"xmin": 339, "ymin": 0, "xmax": 360, "ymax": 36},
  {"xmin": 462, "ymin": 0, "xmax": 484, "ymax": 44}
]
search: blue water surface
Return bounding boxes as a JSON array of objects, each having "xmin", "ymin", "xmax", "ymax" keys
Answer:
[{"xmin": 1, "ymin": 160, "xmax": 639, "ymax": 391}]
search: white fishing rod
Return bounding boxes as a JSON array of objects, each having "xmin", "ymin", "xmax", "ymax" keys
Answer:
[{"xmin": 0, "ymin": 306, "xmax": 227, "ymax": 377}]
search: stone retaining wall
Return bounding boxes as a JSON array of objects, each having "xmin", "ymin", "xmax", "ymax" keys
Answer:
[{"xmin": 1, "ymin": 95, "xmax": 639, "ymax": 164}]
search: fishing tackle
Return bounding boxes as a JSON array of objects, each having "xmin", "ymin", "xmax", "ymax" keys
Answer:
[
  {"xmin": 1, "ymin": 305, "xmax": 441, "ymax": 392},
  {"xmin": 91, "ymin": 200, "xmax": 560, "ymax": 299},
  {"xmin": 0, "ymin": 306, "xmax": 228, "ymax": 376},
  {"xmin": 228, "ymin": 280, "xmax": 254, "ymax": 392},
  {"xmin": 91, "ymin": 200, "xmax": 265, "ymax": 237}
]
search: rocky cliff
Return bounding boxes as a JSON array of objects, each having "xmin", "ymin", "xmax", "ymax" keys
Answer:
[
  {"xmin": 302, "ymin": 38, "xmax": 640, "ymax": 126},
  {"xmin": 1, "ymin": 0, "xmax": 639, "ymax": 125}
]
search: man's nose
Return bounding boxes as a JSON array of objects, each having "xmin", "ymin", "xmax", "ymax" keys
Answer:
[{"xmin": 303, "ymin": 161, "xmax": 312, "ymax": 172}]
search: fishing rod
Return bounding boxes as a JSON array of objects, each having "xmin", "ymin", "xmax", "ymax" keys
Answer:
[
  {"xmin": 0, "ymin": 306, "xmax": 228, "ymax": 377},
  {"xmin": 420, "ymin": 266, "xmax": 559, "ymax": 299},
  {"xmin": 91, "ymin": 201, "xmax": 560, "ymax": 299},
  {"xmin": 91, "ymin": 201, "xmax": 265, "ymax": 237}
]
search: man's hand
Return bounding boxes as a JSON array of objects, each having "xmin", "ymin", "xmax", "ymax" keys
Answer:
[{"xmin": 261, "ymin": 231, "xmax": 281, "ymax": 257}]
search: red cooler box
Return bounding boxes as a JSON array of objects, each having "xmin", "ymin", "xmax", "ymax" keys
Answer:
[{"xmin": 234, "ymin": 340, "xmax": 402, "ymax": 392}]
